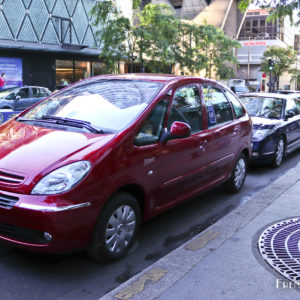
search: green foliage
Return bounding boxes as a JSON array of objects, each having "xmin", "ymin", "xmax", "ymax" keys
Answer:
[
  {"xmin": 239, "ymin": 0, "xmax": 300, "ymax": 25},
  {"xmin": 90, "ymin": 0, "xmax": 240, "ymax": 78},
  {"xmin": 289, "ymin": 67, "xmax": 300, "ymax": 89},
  {"xmin": 261, "ymin": 46, "xmax": 297, "ymax": 86}
]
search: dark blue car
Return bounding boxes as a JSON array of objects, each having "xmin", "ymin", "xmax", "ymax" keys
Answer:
[{"xmin": 239, "ymin": 93, "xmax": 300, "ymax": 168}]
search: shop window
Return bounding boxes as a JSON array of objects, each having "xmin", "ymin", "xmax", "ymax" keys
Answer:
[
  {"xmin": 56, "ymin": 60, "xmax": 73, "ymax": 87},
  {"xmin": 92, "ymin": 62, "xmax": 106, "ymax": 76},
  {"xmin": 75, "ymin": 61, "xmax": 90, "ymax": 82}
]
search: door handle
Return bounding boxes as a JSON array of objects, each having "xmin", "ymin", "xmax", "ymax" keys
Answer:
[
  {"xmin": 233, "ymin": 126, "xmax": 240, "ymax": 135},
  {"xmin": 199, "ymin": 140, "xmax": 207, "ymax": 150}
]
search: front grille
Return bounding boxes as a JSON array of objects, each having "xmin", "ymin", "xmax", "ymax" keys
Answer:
[
  {"xmin": 0, "ymin": 222, "xmax": 48, "ymax": 244},
  {"xmin": 258, "ymin": 218, "xmax": 300, "ymax": 283},
  {"xmin": 0, "ymin": 223, "xmax": 15, "ymax": 237},
  {"xmin": 0, "ymin": 170, "xmax": 25, "ymax": 185},
  {"xmin": 0, "ymin": 193, "xmax": 19, "ymax": 209}
]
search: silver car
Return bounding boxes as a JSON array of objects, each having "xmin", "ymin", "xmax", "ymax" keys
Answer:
[{"xmin": 0, "ymin": 86, "xmax": 51, "ymax": 111}]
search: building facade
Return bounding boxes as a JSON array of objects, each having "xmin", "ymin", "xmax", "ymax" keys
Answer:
[
  {"xmin": 236, "ymin": 8, "xmax": 300, "ymax": 91},
  {"xmin": 0, "ymin": 0, "xmax": 132, "ymax": 91}
]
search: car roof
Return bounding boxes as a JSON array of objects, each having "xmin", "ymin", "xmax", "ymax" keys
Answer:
[
  {"xmin": 90, "ymin": 73, "xmax": 220, "ymax": 85},
  {"xmin": 239, "ymin": 92, "xmax": 300, "ymax": 100}
]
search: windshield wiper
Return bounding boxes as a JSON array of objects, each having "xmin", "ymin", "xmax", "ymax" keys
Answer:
[{"xmin": 40, "ymin": 116, "xmax": 104, "ymax": 134}]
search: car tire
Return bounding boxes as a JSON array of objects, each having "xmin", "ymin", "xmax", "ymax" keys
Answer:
[
  {"xmin": 223, "ymin": 153, "xmax": 247, "ymax": 193},
  {"xmin": 87, "ymin": 192, "xmax": 141, "ymax": 262},
  {"xmin": 271, "ymin": 137, "xmax": 285, "ymax": 168}
]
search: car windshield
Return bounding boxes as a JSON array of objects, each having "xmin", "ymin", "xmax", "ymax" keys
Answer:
[
  {"xmin": 21, "ymin": 79, "xmax": 163, "ymax": 131},
  {"xmin": 0, "ymin": 88, "xmax": 17, "ymax": 98},
  {"xmin": 239, "ymin": 96, "xmax": 283, "ymax": 119}
]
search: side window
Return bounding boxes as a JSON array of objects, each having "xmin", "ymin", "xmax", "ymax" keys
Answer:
[
  {"xmin": 168, "ymin": 85, "xmax": 202, "ymax": 133},
  {"xmin": 202, "ymin": 85, "xmax": 233, "ymax": 128},
  {"xmin": 17, "ymin": 88, "xmax": 29, "ymax": 99},
  {"xmin": 286, "ymin": 99, "xmax": 298, "ymax": 115},
  {"xmin": 295, "ymin": 99, "xmax": 300, "ymax": 114},
  {"xmin": 40, "ymin": 88, "xmax": 50, "ymax": 97},
  {"xmin": 224, "ymin": 89, "xmax": 245, "ymax": 118},
  {"xmin": 134, "ymin": 101, "xmax": 168, "ymax": 146},
  {"xmin": 32, "ymin": 88, "xmax": 40, "ymax": 98}
]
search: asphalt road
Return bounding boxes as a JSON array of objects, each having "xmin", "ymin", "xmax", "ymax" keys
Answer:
[{"xmin": 0, "ymin": 151, "xmax": 299, "ymax": 300}]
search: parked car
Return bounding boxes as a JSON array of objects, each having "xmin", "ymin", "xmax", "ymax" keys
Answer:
[
  {"xmin": 0, "ymin": 75, "xmax": 252, "ymax": 261},
  {"xmin": 277, "ymin": 90, "xmax": 300, "ymax": 95},
  {"xmin": 239, "ymin": 92, "xmax": 300, "ymax": 167},
  {"xmin": 0, "ymin": 86, "xmax": 51, "ymax": 111}
]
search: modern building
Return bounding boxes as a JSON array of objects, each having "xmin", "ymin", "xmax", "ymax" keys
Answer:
[
  {"xmin": 0, "ymin": 0, "xmax": 132, "ymax": 91},
  {"xmin": 236, "ymin": 8, "xmax": 300, "ymax": 91},
  {"xmin": 151, "ymin": 0, "xmax": 246, "ymax": 76}
]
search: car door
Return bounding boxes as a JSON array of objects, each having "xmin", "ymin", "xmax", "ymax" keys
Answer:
[
  {"xmin": 31, "ymin": 87, "xmax": 49, "ymax": 106},
  {"xmin": 157, "ymin": 83, "xmax": 208, "ymax": 209},
  {"xmin": 284, "ymin": 98, "xmax": 300, "ymax": 152},
  {"xmin": 200, "ymin": 85, "xmax": 239, "ymax": 183},
  {"xmin": 14, "ymin": 88, "xmax": 31, "ymax": 110}
]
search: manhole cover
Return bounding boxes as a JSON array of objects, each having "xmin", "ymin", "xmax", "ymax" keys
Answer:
[{"xmin": 258, "ymin": 218, "xmax": 300, "ymax": 283}]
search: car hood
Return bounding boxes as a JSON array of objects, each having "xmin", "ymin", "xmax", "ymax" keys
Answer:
[
  {"xmin": 251, "ymin": 116, "xmax": 281, "ymax": 130},
  {"xmin": 0, "ymin": 121, "xmax": 117, "ymax": 193}
]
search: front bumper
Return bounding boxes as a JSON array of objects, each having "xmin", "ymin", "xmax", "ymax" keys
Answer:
[{"xmin": 0, "ymin": 190, "xmax": 97, "ymax": 253}]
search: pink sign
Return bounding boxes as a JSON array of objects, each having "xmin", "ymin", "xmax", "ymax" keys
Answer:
[{"xmin": 243, "ymin": 41, "xmax": 266, "ymax": 46}]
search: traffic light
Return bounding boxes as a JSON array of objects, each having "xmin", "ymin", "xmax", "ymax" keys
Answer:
[{"xmin": 268, "ymin": 58, "xmax": 274, "ymax": 70}]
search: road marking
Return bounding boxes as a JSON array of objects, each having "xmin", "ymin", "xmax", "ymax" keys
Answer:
[
  {"xmin": 114, "ymin": 267, "xmax": 168, "ymax": 300},
  {"xmin": 185, "ymin": 229, "xmax": 219, "ymax": 250}
]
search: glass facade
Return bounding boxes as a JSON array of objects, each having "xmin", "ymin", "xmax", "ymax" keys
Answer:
[
  {"xmin": 56, "ymin": 60, "xmax": 106, "ymax": 87},
  {"xmin": 0, "ymin": 0, "xmax": 98, "ymax": 48}
]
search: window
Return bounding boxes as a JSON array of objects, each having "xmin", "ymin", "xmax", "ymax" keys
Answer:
[
  {"xmin": 202, "ymin": 86, "xmax": 233, "ymax": 128},
  {"xmin": 286, "ymin": 99, "xmax": 299, "ymax": 115},
  {"xmin": 18, "ymin": 88, "xmax": 29, "ymax": 99},
  {"xmin": 168, "ymin": 85, "xmax": 202, "ymax": 133},
  {"xmin": 134, "ymin": 101, "xmax": 168, "ymax": 146},
  {"xmin": 32, "ymin": 88, "xmax": 50, "ymax": 98},
  {"xmin": 224, "ymin": 90, "xmax": 245, "ymax": 118}
]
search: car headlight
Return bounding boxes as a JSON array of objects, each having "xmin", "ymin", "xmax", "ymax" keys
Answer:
[
  {"xmin": 252, "ymin": 129, "xmax": 274, "ymax": 141},
  {"xmin": 32, "ymin": 161, "xmax": 91, "ymax": 195}
]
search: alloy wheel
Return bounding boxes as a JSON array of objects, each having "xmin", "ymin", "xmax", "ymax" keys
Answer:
[
  {"xmin": 234, "ymin": 157, "xmax": 246, "ymax": 190},
  {"xmin": 105, "ymin": 205, "xmax": 136, "ymax": 254}
]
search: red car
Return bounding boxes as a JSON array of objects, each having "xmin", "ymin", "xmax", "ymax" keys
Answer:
[{"xmin": 0, "ymin": 74, "xmax": 252, "ymax": 261}]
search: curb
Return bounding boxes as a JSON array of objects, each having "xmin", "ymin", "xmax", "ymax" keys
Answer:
[{"xmin": 101, "ymin": 162, "xmax": 300, "ymax": 300}]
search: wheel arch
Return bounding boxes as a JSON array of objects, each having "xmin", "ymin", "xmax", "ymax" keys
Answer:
[{"xmin": 108, "ymin": 184, "xmax": 145, "ymax": 217}]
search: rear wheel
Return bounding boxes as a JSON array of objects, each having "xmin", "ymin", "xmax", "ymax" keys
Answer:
[
  {"xmin": 223, "ymin": 153, "xmax": 247, "ymax": 193},
  {"xmin": 271, "ymin": 138, "xmax": 285, "ymax": 168},
  {"xmin": 87, "ymin": 192, "xmax": 141, "ymax": 262}
]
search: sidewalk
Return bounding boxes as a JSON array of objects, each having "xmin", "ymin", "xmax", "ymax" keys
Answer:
[{"xmin": 101, "ymin": 162, "xmax": 300, "ymax": 300}]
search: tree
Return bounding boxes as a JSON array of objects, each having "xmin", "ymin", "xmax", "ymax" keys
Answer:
[
  {"xmin": 90, "ymin": 1, "xmax": 132, "ymax": 73},
  {"xmin": 260, "ymin": 46, "xmax": 297, "ymax": 89},
  {"xmin": 289, "ymin": 67, "xmax": 300, "ymax": 90},
  {"xmin": 239, "ymin": 0, "xmax": 300, "ymax": 25},
  {"xmin": 90, "ymin": 0, "xmax": 240, "ymax": 78},
  {"xmin": 195, "ymin": 25, "xmax": 240, "ymax": 79}
]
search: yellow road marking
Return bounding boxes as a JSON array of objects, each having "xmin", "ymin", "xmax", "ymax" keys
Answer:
[
  {"xmin": 185, "ymin": 229, "xmax": 219, "ymax": 250},
  {"xmin": 114, "ymin": 267, "xmax": 167, "ymax": 300}
]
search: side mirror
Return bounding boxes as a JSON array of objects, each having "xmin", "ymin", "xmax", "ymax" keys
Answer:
[
  {"xmin": 161, "ymin": 121, "xmax": 191, "ymax": 143},
  {"xmin": 285, "ymin": 111, "xmax": 295, "ymax": 119},
  {"xmin": 15, "ymin": 95, "xmax": 21, "ymax": 101}
]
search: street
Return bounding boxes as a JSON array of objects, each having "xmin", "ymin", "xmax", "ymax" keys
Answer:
[{"xmin": 0, "ymin": 151, "xmax": 297, "ymax": 300}]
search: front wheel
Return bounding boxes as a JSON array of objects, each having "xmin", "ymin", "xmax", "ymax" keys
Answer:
[
  {"xmin": 87, "ymin": 192, "xmax": 141, "ymax": 262},
  {"xmin": 271, "ymin": 138, "xmax": 285, "ymax": 168},
  {"xmin": 223, "ymin": 153, "xmax": 247, "ymax": 193}
]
